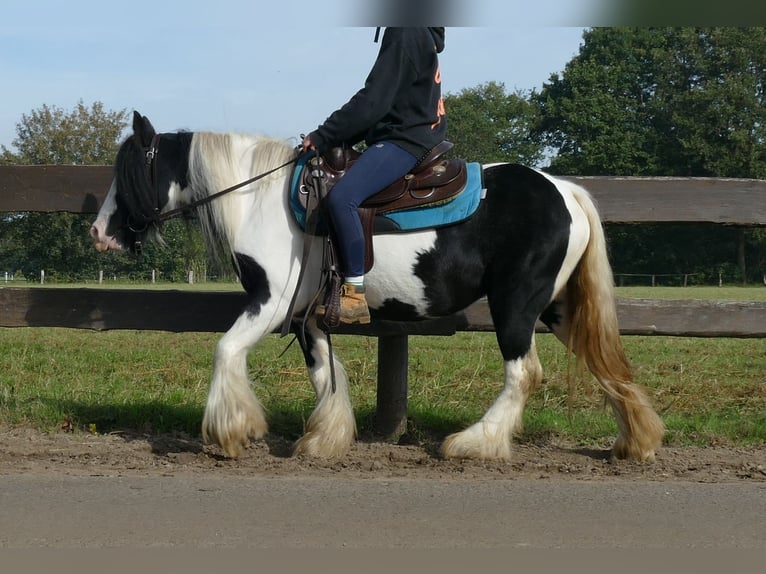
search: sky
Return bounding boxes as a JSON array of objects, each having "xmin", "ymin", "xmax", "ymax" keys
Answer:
[{"xmin": 0, "ymin": 1, "xmax": 588, "ymax": 152}]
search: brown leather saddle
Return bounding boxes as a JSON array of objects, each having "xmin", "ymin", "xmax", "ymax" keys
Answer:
[{"xmin": 299, "ymin": 141, "xmax": 467, "ymax": 272}]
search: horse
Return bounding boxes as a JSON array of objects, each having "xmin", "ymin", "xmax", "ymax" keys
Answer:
[{"xmin": 90, "ymin": 111, "xmax": 665, "ymax": 462}]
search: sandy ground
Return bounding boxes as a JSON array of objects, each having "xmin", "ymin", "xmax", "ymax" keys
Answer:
[{"xmin": 0, "ymin": 426, "xmax": 763, "ymax": 482}]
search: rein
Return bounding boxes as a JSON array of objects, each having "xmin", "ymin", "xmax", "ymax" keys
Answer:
[
  {"xmin": 122, "ymin": 134, "xmax": 302, "ymax": 258},
  {"xmin": 141, "ymin": 134, "xmax": 303, "ymax": 226}
]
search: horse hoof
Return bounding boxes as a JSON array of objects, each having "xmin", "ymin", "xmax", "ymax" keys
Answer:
[
  {"xmin": 441, "ymin": 429, "xmax": 512, "ymax": 461},
  {"xmin": 612, "ymin": 437, "xmax": 657, "ymax": 462},
  {"xmin": 292, "ymin": 431, "xmax": 353, "ymax": 459},
  {"xmin": 202, "ymin": 417, "xmax": 268, "ymax": 459}
]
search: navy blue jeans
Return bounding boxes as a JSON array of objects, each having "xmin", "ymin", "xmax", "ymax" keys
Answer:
[{"xmin": 327, "ymin": 141, "xmax": 418, "ymax": 278}]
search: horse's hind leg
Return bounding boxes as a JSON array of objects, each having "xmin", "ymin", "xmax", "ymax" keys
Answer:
[
  {"xmin": 543, "ymin": 293, "xmax": 664, "ymax": 462},
  {"xmin": 442, "ymin": 323, "xmax": 543, "ymax": 461},
  {"xmin": 202, "ymin": 311, "xmax": 270, "ymax": 458},
  {"xmin": 292, "ymin": 319, "xmax": 356, "ymax": 458}
]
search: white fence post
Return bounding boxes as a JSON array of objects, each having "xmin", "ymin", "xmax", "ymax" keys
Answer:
[
  {"xmin": 98, "ymin": 270, "xmax": 104, "ymax": 285},
  {"xmin": 40, "ymin": 270, "xmax": 45, "ymax": 284}
]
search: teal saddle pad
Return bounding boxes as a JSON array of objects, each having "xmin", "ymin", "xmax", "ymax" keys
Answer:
[{"xmin": 289, "ymin": 155, "xmax": 484, "ymax": 234}]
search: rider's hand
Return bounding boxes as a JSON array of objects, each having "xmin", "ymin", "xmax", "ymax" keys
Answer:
[{"xmin": 302, "ymin": 134, "xmax": 316, "ymax": 153}]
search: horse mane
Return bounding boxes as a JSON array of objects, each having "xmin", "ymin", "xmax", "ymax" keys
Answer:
[{"xmin": 187, "ymin": 132, "xmax": 297, "ymax": 266}]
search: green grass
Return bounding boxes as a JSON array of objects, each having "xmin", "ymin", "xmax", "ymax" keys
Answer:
[
  {"xmin": 402, "ymin": 332, "xmax": 766, "ymax": 447},
  {"xmin": 1, "ymin": 285, "xmax": 764, "ymax": 446},
  {"xmin": 615, "ymin": 285, "xmax": 766, "ymax": 301},
  {"xmin": 1, "ymin": 325, "xmax": 764, "ymax": 447}
]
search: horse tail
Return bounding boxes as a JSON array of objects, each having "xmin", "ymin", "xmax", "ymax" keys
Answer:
[{"xmin": 565, "ymin": 184, "xmax": 664, "ymax": 461}]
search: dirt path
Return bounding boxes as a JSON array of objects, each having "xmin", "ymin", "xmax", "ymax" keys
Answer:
[{"xmin": 0, "ymin": 426, "xmax": 764, "ymax": 482}]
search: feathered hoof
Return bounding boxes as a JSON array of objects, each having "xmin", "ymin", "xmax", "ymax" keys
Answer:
[
  {"xmin": 291, "ymin": 401, "xmax": 356, "ymax": 459},
  {"xmin": 440, "ymin": 427, "xmax": 512, "ymax": 461},
  {"xmin": 612, "ymin": 436, "xmax": 657, "ymax": 463},
  {"xmin": 202, "ymin": 416, "xmax": 268, "ymax": 458},
  {"xmin": 292, "ymin": 429, "xmax": 354, "ymax": 459}
]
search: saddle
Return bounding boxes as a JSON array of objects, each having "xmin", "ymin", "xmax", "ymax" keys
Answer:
[{"xmin": 299, "ymin": 141, "xmax": 467, "ymax": 272}]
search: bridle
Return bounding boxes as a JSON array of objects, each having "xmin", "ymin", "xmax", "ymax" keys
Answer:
[
  {"xmin": 125, "ymin": 133, "xmax": 303, "ymax": 255},
  {"xmin": 119, "ymin": 133, "xmax": 162, "ymax": 242}
]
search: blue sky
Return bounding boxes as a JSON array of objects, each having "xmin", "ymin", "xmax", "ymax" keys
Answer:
[{"xmin": 0, "ymin": 1, "xmax": 587, "ymax": 151}]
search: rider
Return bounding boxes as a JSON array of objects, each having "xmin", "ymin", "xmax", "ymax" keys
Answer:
[{"xmin": 302, "ymin": 27, "xmax": 447, "ymax": 324}]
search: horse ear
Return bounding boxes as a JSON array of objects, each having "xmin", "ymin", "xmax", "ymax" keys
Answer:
[{"xmin": 132, "ymin": 111, "xmax": 156, "ymax": 147}]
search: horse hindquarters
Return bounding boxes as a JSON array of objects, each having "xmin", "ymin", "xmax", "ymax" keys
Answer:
[
  {"xmin": 556, "ymin": 184, "xmax": 664, "ymax": 461},
  {"xmin": 439, "ymin": 166, "xmax": 662, "ymax": 462}
]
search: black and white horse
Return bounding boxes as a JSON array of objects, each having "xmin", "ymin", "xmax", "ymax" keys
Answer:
[{"xmin": 90, "ymin": 112, "xmax": 664, "ymax": 462}]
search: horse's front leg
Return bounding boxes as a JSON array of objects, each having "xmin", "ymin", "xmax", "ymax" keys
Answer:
[
  {"xmin": 292, "ymin": 318, "xmax": 356, "ymax": 458},
  {"xmin": 202, "ymin": 309, "xmax": 272, "ymax": 458}
]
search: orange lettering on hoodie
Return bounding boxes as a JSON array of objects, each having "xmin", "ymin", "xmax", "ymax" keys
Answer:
[{"xmin": 432, "ymin": 65, "xmax": 445, "ymax": 129}]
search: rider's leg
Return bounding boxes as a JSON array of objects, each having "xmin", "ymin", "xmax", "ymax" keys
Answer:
[{"xmin": 325, "ymin": 141, "xmax": 417, "ymax": 323}]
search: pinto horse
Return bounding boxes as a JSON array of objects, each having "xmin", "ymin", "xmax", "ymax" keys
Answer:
[{"xmin": 90, "ymin": 112, "xmax": 664, "ymax": 462}]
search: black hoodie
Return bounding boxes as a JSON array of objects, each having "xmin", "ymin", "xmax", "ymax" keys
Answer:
[{"xmin": 309, "ymin": 27, "xmax": 446, "ymax": 159}]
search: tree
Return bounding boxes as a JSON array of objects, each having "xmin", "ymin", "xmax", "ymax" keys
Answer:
[
  {"xmin": 534, "ymin": 28, "xmax": 766, "ymax": 283},
  {"xmin": 1, "ymin": 101, "xmax": 225, "ymax": 283},
  {"xmin": 536, "ymin": 28, "xmax": 766, "ymax": 178},
  {"xmin": 1, "ymin": 100, "xmax": 128, "ymax": 165},
  {"xmin": 444, "ymin": 81, "xmax": 545, "ymax": 166},
  {"xmin": 0, "ymin": 101, "xmax": 130, "ymax": 281}
]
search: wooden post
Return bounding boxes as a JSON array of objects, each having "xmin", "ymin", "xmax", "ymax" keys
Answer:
[
  {"xmin": 98, "ymin": 270, "xmax": 103, "ymax": 285},
  {"xmin": 738, "ymin": 228, "xmax": 747, "ymax": 285},
  {"xmin": 40, "ymin": 270, "xmax": 45, "ymax": 284},
  {"xmin": 374, "ymin": 334, "xmax": 409, "ymax": 441}
]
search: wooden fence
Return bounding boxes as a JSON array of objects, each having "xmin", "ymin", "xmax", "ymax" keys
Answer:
[{"xmin": 2, "ymin": 166, "xmax": 766, "ymax": 437}]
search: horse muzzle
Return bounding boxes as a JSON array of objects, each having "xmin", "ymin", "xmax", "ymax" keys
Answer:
[{"xmin": 90, "ymin": 223, "xmax": 124, "ymax": 252}]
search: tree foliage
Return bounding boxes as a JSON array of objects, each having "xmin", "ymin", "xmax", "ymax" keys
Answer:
[
  {"xmin": 533, "ymin": 28, "xmax": 766, "ymax": 283},
  {"xmin": 536, "ymin": 28, "xmax": 766, "ymax": 178},
  {"xmin": 1, "ymin": 100, "xmax": 128, "ymax": 166},
  {"xmin": 0, "ymin": 101, "xmax": 226, "ymax": 283},
  {"xmin": 1, "ymin": 101, "xmax": 132, "ymax": 281},
  {"xmin": 444, "ymin": 81, "xmax": 545, "ymax": 165}
]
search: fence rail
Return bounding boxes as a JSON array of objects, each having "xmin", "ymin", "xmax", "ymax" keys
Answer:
[
  {"xmin": 2, "ymin": 166, "xmax": 766, "ymax": 437},
  {"xmin": 2, "ymin": 287, "xmax": 765, "ymax": 338},
  {"xmin": 3, "ymin": 165, "xmax": 766, "ymax": 224}
]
